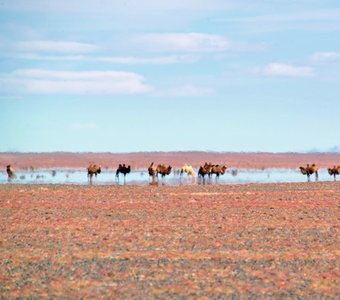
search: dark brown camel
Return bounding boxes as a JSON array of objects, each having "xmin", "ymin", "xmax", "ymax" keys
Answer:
[
  {"xmin": 156, "ymin": 164, "xmax": 172, "ymax": 178},
  {"xmin": 210, "ymin": 165, "xmax": 227, "ymax": 178},
  {"xmin": 116, "ymin": 164, "xmax": 131, "ymax": 184},
  {"xmin": 328, "ymin": 165, "xmax": 340, "ymax": 181},
  {"xmin": 87, "ymin": 164, "xmax": 101, "ymax": 181},
  {"xmin": 299, "ymin": 164, "xmax": 318, "ymax": 182},
  {"xmin": 6, "ymin": 165, "xmax": 15, "ymax": 180},
  {"xmin": 198, "ymin": 163, "xmax": 212, "ymax": 183}
]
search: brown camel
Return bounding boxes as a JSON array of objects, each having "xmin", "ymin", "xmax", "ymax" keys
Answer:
[
  {"xmin": 6, "ymin": 165, "xmax": 15, "ymax": 180},
  {"xmin": 148, "ymin": 162, "xmax": 157, "ymax": 184},
  {"xmin": 87, "ymin": 164, "xmax": 101, "ymax": 180},
  {"xmin": 299, "ymin": 164, "xmax": 318, "ymax": 182},
  {"xmin": 148, "ymin": 162, "xmax": 157, "ymax": 176},
  {"xmin": 210, "ymin": 165, "xmax": 227, "ymax": 178},
  {"xmin": 328, "ymin": 165, "xmax": 340, "ymax": 181},
  {"xmin": 198, "ymin": 162, "xmax": 212, "ymax": 183},
  {"xmin": 116, "ymin": 164, "xmax": 131, "ymax": 184},
  {"xmin": 156, "ymin": 164, "xmax": 172, "ymax": 178}
]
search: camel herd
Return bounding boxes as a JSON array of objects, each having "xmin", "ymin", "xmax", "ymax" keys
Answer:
[
  {"xmin": 197, "ymin": 163, "xmax": 228, "ymax": 183},
  {"xmin": 148, "ymin": 162, "xmax": 172, "ymax": 184},
  {"xmin": 4, "ymin": 163, "xmax": 340, "ymax": 183}
]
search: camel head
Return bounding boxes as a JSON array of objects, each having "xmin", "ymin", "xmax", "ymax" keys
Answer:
[{"xmin": 299, "ymin": 166, "xmax": 307, "ymax": 175}]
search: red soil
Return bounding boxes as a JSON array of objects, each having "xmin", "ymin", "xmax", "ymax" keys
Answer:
[
  {"xmin": 1, "ymin": 151, "xmax": 340, "ymax": 170},
  {"xmin": 0, "ymin": 182, "xmax": 339, "ymax": 298}
]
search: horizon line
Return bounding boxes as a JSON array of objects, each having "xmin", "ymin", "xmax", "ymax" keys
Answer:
[{"xmin": 1, "ymin": 150, "xmax": 340, "ymax": 155}]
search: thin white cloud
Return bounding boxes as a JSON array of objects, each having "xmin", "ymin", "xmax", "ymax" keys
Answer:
[
  {"xmin": 15, "ymin": 40, "xmax": 99, "ymax": 53},
  {"xmin": 10, "ymin": 53, "xmax": 198, "ymax": 64},
  {"xmin": 311, "ymin": 52, "xmax": 340, "ymax": 63},
  {"xmin": 262, "ymin": 63, "xmax": 315, "ymax": 78},
  {"xmin": 215, "ymin": 9, "xmax": 340, "ymax": 32},
  {"xmin": 0, "ymin": 69, "xmax": 152, "ymax": 95},
  {"xmin": 132, "ymin": 33, "xmax": 230, "ymax": 53},
  {"xmin": 95, "ymin": 55, "xmax": 198, "ymax": 64},
  {"xmin": 239, "ymin": 9, "xmax": 340, "ymax": 23},
  {"xmin": 1, "ymin": 0, "xmax": 229, "ymax": 14}
]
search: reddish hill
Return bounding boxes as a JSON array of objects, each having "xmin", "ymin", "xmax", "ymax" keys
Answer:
[{"xmin": 1, "ymin": 152, "xmax": 339, "ymax": 170}]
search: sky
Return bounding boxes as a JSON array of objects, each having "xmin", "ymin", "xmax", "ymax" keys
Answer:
[{"xmin": 1, "ymin": 0, "xmax": 340, "ymax": 153}]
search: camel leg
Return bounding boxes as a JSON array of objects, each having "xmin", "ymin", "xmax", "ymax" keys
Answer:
[
  {"xmin": 151, "ymin": 175, "xmax": 157, "ymax": 185},
  {"xmin": 315, "ymin": 172, "xmax": 318, "ymax": 182},
  {"xmin": 124, "ymin": 174, "xmax": 126, "ymax": 185}
]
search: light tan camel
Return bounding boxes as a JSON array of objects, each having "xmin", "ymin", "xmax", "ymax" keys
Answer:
[
  {"xmin": 299, "ymin": 164, "xmax": 318, "ymax": 182},
  {"xmin": 328, "ymin": 165, "xmax": 340, "ymax": 181},
  {"xmin": 180, "ymin": 164, "xmax": 196, "ymax": 183}
]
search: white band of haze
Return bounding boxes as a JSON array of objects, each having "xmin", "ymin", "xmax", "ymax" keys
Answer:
[
  {"xmin": 263, "ymin": 63, "xmax": 315, "ymax": 77},
  {"xmin": 311, "ymin": 52, "xmax": 340, "ymax": 63},
  {"xmin": 15, "ymin": 41, "xmax": 100, "ymax": 53},
  {"xmin": 0, "ymin": 69, "xmax": 152, "ymax": 95}
]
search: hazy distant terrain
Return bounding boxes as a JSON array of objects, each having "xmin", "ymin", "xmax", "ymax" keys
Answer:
[{"xmin": 1, "ymin": 152, "xmax": 340, "ymax": 170}]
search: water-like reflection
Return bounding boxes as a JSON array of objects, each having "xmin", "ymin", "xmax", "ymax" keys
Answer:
[{"xmin": 0, "ymin": 168, "xmax": 333, "ymax": 185}]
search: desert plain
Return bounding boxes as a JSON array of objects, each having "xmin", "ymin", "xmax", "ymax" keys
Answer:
[{"xmin": 0, "ymin": 152, "xmax": 339, "ymax": 298}]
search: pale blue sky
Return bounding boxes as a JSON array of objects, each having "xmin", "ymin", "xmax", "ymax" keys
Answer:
[{"xmin": 1, "ymin": 0, "xmax": 340, "ymax": 152}]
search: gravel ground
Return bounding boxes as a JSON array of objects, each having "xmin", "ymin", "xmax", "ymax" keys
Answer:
[{"xmin": 0, "ymin": 182, "xmax": 339, "ymax": 298}]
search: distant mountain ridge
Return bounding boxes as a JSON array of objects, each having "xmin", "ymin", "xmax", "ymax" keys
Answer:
[{"xmin": 305, "ymin": 145, "xmax": 340, "ymax": 154}]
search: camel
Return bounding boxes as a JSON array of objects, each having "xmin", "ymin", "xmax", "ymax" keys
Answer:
[
  {"xmin": 299, "ymin": 164, "xmax": 318, "ymax": 182},
  {"xmin": 180, "ymin": 164, "xmax": 196, "ymax": 183},
  {"xmin": 116, "ymin": 164, "xmax": 131, "ymax": 184},
  {"xmin": 148, "ymin": 162, "xmax": 157, "ymax": 184},
  {"xmin": 198, "ymin": 163, "xmax": 212, "ymax": 184},
  {"xmin": 6, "ymin": 165, "xmax": 15, "ymax": 180},
  {"xmin": 210, "ymin": 165, "xmax": 227, "ymax": 179},
  {"xmin": 157, "ymin": 164, "xmax": 172, "ymax": 178},
  {"xmin": 148, "ymin": 162, "xmax": 157, "ymax": 176},
  {"xmin": 87, "ymin": 164, "xmax": 101, "ymax": 181},
  {"xmin": 328, "ymin": 165, "xmax": 340, "ymax": 181}
]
